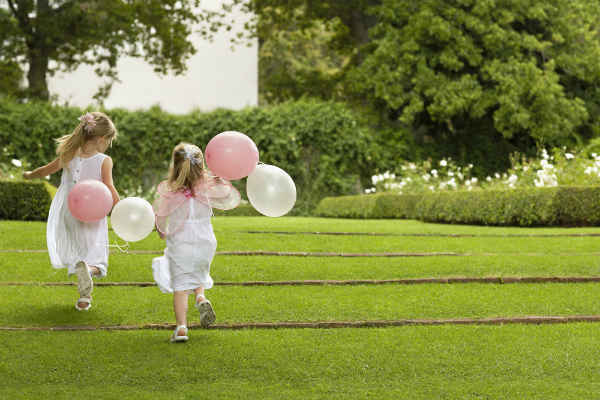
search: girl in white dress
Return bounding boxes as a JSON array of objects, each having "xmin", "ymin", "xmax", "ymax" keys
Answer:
[
  {"xmin": 23, "ymin": 112, "xmax": 120, "ymax": 311},
  {"xmin": 152, "ymin": 142, "xmax": 240, "ymax": 342}
]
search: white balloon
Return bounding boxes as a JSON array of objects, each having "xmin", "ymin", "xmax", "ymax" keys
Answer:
[
  {"xmin": 246, "ymin": 164, "xmax": 296, "ymax": 217},
  {"xmin": 111, "ymin": 197, "xmax": 155, "ymax": 242}
]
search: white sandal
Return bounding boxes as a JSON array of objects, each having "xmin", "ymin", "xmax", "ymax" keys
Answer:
[
  {"xmin": 170, "ymin": 325, "xmax": 189, "ymax": 343},
  {"xmin": 75, "ymin": 297, "xmax": 92, "ymax": 311},
  {"xmin": 75, "ymin": 261, "xmax": 93, "ymax": 298},
  {"xmin": 195, "ymin": 295, "xmax": 216, "ymax": 327}
]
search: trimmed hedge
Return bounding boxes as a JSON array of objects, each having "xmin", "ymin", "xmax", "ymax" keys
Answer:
[
  {"xmin": 0, "ymin": 97, "xmax": 384, "ymax": 215},
  {"xmin": 316, "ymin": 186, "xmax": 600, "ymax": 226},
  {"xmin": 0, "ymin": 180, "xmax": 56, "ymax": 221}
]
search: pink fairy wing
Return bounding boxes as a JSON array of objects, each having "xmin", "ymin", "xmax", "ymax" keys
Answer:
[
  {"xmin": 193, "ymin": 177, "xmax": 241, "ymax": 210},
  {"xmin": 153, "ymin": 181, "xmax": 189, "ymax": 235}
]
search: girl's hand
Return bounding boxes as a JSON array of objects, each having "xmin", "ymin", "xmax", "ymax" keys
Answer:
[{"xmin": 22, "ymin": 171, "xmax": 33, "ymax": 180}]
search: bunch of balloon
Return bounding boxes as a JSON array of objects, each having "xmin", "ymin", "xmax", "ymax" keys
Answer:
[
  {"xmin": 68, "ymin": 180, "xmax": 113, "ymax": 222},
  {"xmin": 246, "ymin": 164, "xmax": 296, "ymax": 217},
  {"xmin": 111, "ymin": 197, "xmax": 155, "ymax": 242},
  {"xmin": 205, "ymin": 131, "xmax": 296, "ymax": 217}
]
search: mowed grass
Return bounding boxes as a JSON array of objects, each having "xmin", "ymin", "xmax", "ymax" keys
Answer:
[
  {"xmin": 3, "ymin": 253, "xmax": 600, "ymax": 283},
  {"xmin": 1, "ymin": 284, "xmax": 599, "ymax": 327},
  {"xmin": 3, "ymin": 218, "xmax": 600, "ymax": 254},
  {"xmin": 2, "ymin": 217, "xmax": 600, "ymax": 399},
  {"xmin": 2, "ymin": 325, "xmax": 600, "ymax": 399}
]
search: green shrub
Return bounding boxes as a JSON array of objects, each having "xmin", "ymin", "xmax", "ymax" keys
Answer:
[
  {"xmin": 0, "ymin": 97, "xmax": 382, "ymax": 215},
  {"xmin": 0, "ymin": 180, "xmax": 56, "ymax": 221},
  {"xmin": 213, "ymin": 202, "xmax": 261, "ymax": 217},
  {"xmin": 316, "ymin": 186, "xmax": 600, "ymax": 226}
]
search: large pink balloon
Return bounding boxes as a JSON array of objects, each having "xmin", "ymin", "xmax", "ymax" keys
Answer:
[
  {"xmin": 68, "ymin": 179, "xmax": 113, "ymax": 222},
  {"xmin": 205, "ymin": 131, "xmax": 259, "ymax": 180}
]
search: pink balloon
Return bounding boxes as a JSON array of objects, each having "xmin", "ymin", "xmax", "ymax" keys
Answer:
[
  {"xmin": 205, "ymin": 131, "xmax": 259, "ymax": 180},
  {"xmin": 68, "ymin": 179, "xmax": 113, "ymax": 222}
]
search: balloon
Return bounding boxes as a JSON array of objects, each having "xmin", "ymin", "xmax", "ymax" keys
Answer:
[
  {"xmin": 111, "ymin": 197, "xmax": 155, "ymax": 242},
  {"xmin": 205, "ymin": 131, "xmax": 259, "ymax": 180},
  {"xmin": 68, "ymin": 180, "xmax": 113, "ymax": 222},
  {"xmin": 246, "ymin": 164, "xmax": 296, "ymax": 217}
]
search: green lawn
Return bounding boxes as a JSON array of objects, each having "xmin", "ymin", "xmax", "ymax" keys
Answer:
[
  {"xmin": 2, "ymin": 325, "xmax": 599, "ymax": 399},
  {"xmin": 2, "ymin": 216, "xmax": 600, "ymax": 399}
]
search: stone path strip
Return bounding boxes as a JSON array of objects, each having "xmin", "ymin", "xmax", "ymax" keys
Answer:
[
  {"xmin": 0, "ymin": 249, "xmax": 460, "ymax": 256},
  {"xmin": 2, "ymin": 315, "xmax": 600, "ymax": 331},
  {"xmin": 2, "ymin": 276, "xmax": 600, "ymax": 287},
  {"xmin": 243, "ymin": 230, "xmax": 600, "ymax": 238},
  {"xmin": 5, "ymin": 249, "xmax": 600, "ymax": 257}
]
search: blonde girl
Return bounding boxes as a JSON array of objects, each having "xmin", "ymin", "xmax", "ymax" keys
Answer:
[
  {"xmin": 24, "ymin": 112, "xmax": 119, "ymax": 311},
  {"xmin": 152, "ymin": 142, "xmax": 239, "ymax": 342}
]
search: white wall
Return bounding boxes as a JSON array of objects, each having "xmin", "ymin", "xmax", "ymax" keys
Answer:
[{"xmin": 48, "ymin": 1, "xmax": 257, "ymax": 113}]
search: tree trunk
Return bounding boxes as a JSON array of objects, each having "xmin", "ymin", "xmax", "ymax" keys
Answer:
[
  {"xmin": 26, "ymin": 0, "xmax": 51, "ymax": 100},
  {"xmin": 27, "ymin": 47, "xmax": 49, "ymax": 100}
]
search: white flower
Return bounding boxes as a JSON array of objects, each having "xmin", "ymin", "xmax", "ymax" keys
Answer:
[
  {"xmin": 431, "ymin": 169, "xmax": 438, "ymax": 177},
  {"xmin": 11, "ymin": 159, "xmax": 21, "ymax": 167},
  {"xmin": 365, "ymin": 188, "xmax": 376, "ymax": 194},
  {"xmin": 428, "ymin": 185, "xmax": 435, "ymax": 191},
  {"xmin": 486, "ymin": 176, "xmax": 492, "ymax": 182},
  {"xmin": 468, "ymin": 164, "xmax": 473, "ymax": 169},
  {"xmin": 422, "ymin": 174, "xmax": 431, "ymax": 182},
  {"xmin": 585, "ymin": 166, "xmax": 593, "ymax": 175},
  {"xmin": 523, "ymin": 166, "xmax": 529, "ymax": 172},
  {"xmin": 471, "ymin": 177, "xmax": 478, "ymax": 184},
  {"xmin": 507, "ymin": 174, "xmax": 518, "ymax": 184},
  {"xmin": 494, "ymin": 173, "xmax": 500, "ymax": 179},
  {"xmin": 565, "ymin": 153, "xmax": 574, "ymax": 160},
  {"xmin": 45, "ymin": 175, "xmax": 50, "ymax": 180},
  {"xmin": 457, "ymin": 172, "xmax": 464, "ymax": 180},
  {"xmin": 448, "ymin": 171, "xmax": 454, "ymax": 177},
  {"xmin": 9, "ymin": 174, "xmax": 14, "ymax": 179},
  {"xmin": 439, "ymin": 160, "xmax": 447, "ymax": 167},
  {"xmin": 408, "ymin": 163, "xmax": 416, "ymax": 171}
]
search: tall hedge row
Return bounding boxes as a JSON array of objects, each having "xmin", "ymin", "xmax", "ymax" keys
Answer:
[
  {"xmin": 0, "ymin": 97, "xmax": 381, "ymax": 215},
  {"xmin": 316, "ymin": 187, "xmax": 600, "ymax": 226}
]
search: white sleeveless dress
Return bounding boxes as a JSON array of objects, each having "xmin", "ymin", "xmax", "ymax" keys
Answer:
[
  {"xmin": 46, "ymin": 153, "xmax": 109, "ymax": 277},
  {"xmin": 152, "ymin": 199, "xmax": 216, "ymax": 293}
]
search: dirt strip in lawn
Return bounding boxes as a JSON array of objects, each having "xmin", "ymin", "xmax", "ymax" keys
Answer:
[
  {"xmin": 3, "ymin": 276, "xmax": 600, "ymax": 286},
  {"xmin": 2, "ymin": 315, "xmax": 600, "ymax": 331},
  {"xmin": 243, "ymin": 230, "xmax": 600, "ymax": 238}
]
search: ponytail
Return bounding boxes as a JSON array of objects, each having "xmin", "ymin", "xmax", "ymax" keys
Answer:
[
  {"xmin": 167, "ymin": 142, "xmax": 206, "ymax": 192},
  {"xmin": 55, "ymin": 124, "xmax": 86, "ymax": 168},
  {"xmin": 54, "ymin": 111, "xmax": 117, "ymax": 169}
]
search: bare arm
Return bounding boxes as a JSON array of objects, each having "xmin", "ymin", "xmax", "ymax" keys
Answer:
[
  {"xmin": 23, "ymin": 158, "xmax": 62, "ymax": 180},
  {"xmin": 101, "ymin": 156, "xmax": 120, "ymax": 206}
]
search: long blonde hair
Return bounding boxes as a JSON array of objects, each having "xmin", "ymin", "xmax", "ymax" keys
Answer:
[
  {"xmin": 168, "ymin": 142, "xmax": 206, "ymax": 192},
  {"xmin": 55, "ymin": 111, "xmax": 117, "ymax": 167}
]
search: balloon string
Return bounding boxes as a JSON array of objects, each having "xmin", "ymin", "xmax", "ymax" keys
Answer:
[{"xmin": 107, "ymin": 240, "xmax": 130, "ymax": 253}]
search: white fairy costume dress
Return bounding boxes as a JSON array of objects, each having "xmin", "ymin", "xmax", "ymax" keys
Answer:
[
  {"xmin": 152, "ymin": 177, "xmax": 240, "ymax": 293},
  {"xmin": 47, "ymin": 153, "xmax": 109, "ymax": 277}
]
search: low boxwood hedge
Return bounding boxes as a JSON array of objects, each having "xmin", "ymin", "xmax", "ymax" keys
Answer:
[
  {"xmin": 315, "ymin": 186, "xmax": 600, "ymax": 226},
  {"xmin": 0, "ymin": 180, "xmax": 56, "ymax": 221}
]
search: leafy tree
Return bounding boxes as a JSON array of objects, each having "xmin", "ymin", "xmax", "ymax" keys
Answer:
[
  {"xmin": 0, "ymin": 0, "xmax": 235, "ymax": 101},
  {"xmin": 351, "ymin": 0, "xmax": 600, "ymax": 145}
]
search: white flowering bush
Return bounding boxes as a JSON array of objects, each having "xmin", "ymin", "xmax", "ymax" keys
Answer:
[{"xmin": 367, "ymin": 148, "xmax": 600, "ymax": 195}]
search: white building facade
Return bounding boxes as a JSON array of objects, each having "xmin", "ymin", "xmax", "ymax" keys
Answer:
[{"xmin": 48, "ymin": 1, "xmax": 257, "ymax": 114}]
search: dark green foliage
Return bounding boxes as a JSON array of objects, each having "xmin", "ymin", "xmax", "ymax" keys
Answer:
[
  {"xmin": 316, "ymin": 187, "xmax": 600, "ymax": 226},
  {"xmin": 0, "ymin": 97, "xmax": 380, "ymax": 215},
  {"xmin": 0, "ymin": 180, "xmax": 55, "ymax": 221}
]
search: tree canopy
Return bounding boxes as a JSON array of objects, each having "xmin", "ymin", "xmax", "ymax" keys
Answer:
[{"xmin": 0, "ymin": 0, "xmax": 234, "ymax": 101}]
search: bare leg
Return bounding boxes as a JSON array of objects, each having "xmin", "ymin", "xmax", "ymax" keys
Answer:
[
  {"xmin": 194, "ymin": 287, "xmax": 205, "ymax": 303},
  {"xmin": 173, "ymin": 291, "xmax": 189, "ymax": 336},
  {"xmin": 89, "ymin": 266, "xmax": 101, "ymax": 277}
]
